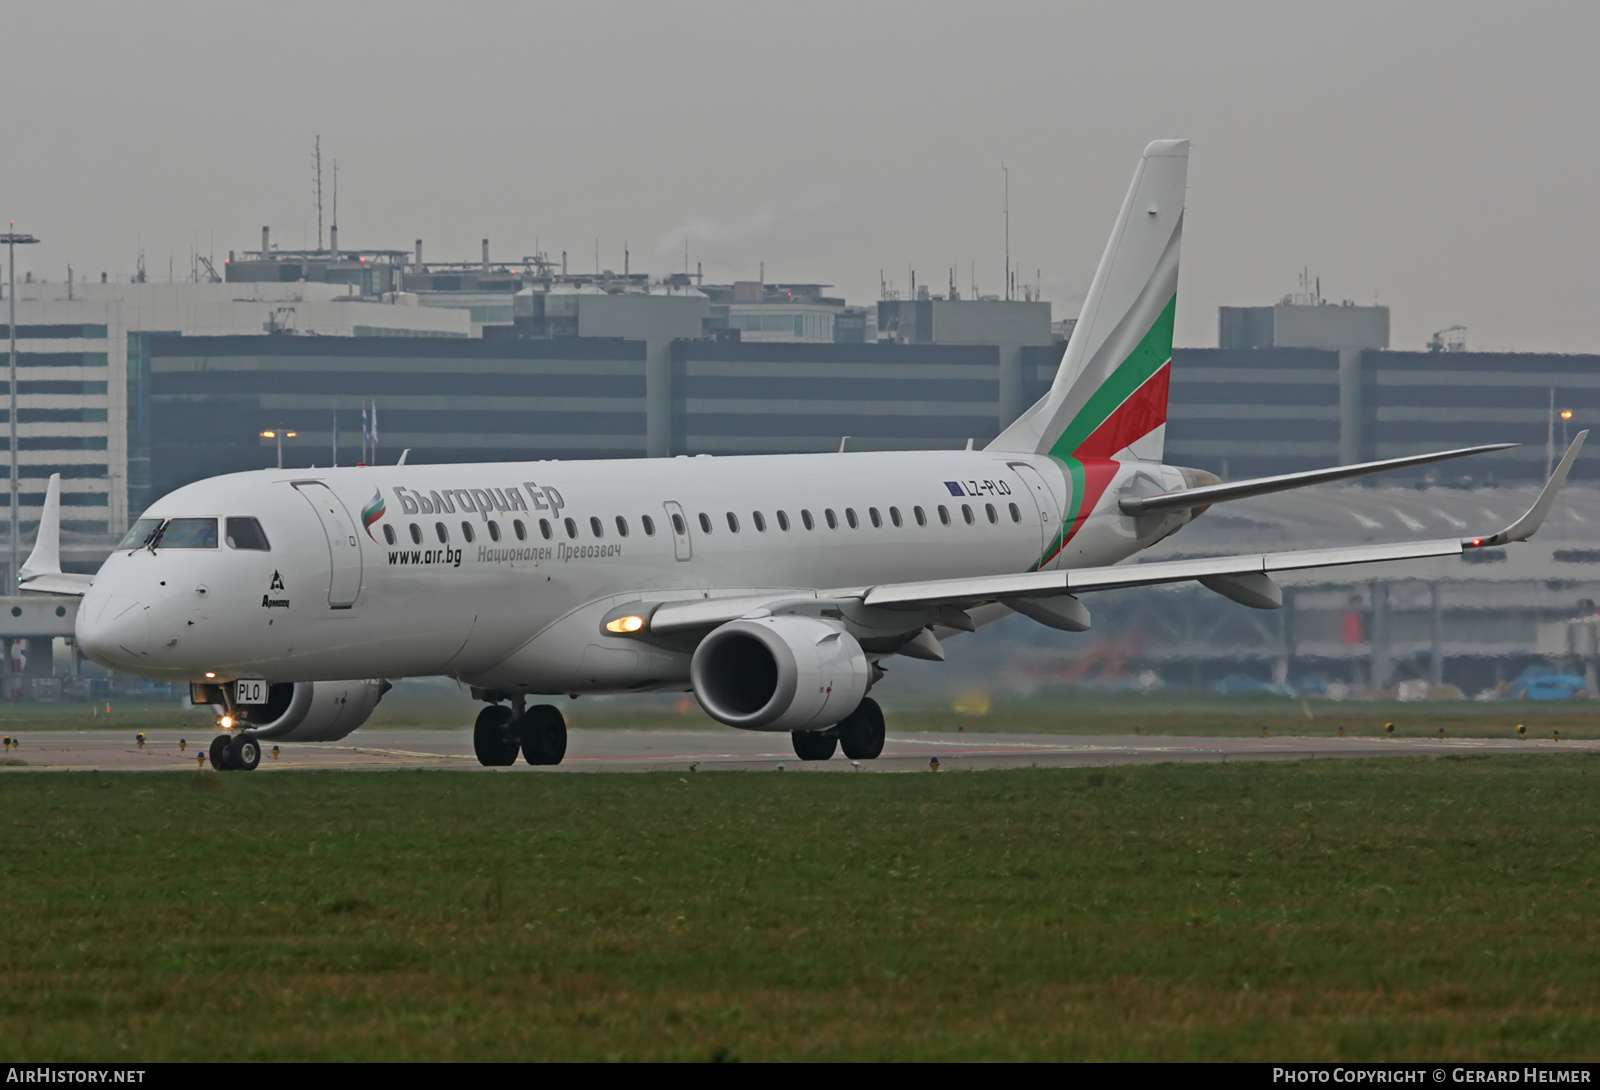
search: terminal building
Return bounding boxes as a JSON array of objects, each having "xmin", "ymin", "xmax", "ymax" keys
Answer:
[{"xmin": 5, "ymin": 236, "xmax": 1599, "ymax": 696}]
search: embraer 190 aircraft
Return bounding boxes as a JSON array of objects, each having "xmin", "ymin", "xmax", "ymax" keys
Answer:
[{"xmin": 26, "ymin": 140, "xmax": 1582, "ymax": 771}]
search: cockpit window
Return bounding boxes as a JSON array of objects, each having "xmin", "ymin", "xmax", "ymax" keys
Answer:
[
  {"xmin": 117, "ymin": 518, "xmax": 163, "ymax": 550},
  {"xmin": 225, "ymin": 517, "xmax": 271, "ymax": 551},
  {"xmin": 153, "ymin": 518, "xmax": 218, "ymax": 549}
]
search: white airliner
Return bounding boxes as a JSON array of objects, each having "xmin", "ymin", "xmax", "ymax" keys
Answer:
[{"xmin": 22, "ymin": 140, "xmax": 1582, "ymax": 771}]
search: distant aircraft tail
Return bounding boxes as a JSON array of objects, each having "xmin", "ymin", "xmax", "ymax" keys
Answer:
[{"xmin": 987, "ymin": 139, "xmax": 1187, "ymax": 464}]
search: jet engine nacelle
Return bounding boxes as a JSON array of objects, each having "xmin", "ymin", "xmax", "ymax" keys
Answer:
[
  {"xmin": 690, "ymin": 616, "xmax": 870, "ymax": 732},
  {"xmin": 229, "ymin": 679, "xmax": 391, "ymax": 742}
]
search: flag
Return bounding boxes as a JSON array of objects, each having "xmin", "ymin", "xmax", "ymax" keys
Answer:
[
  {"xmin": 371, "ymin": 401, "xmax": 378, "ymax": 459},
  {"xmin": 362, "ymin": 401, "xmax": 370, "ymax": 463}
]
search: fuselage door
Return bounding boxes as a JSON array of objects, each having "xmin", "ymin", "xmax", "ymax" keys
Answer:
[
  {"xmin": 662, "ymin": 500, "xmax": 692, "ymax": 561},
  {"xmin": 1009, "ymin": 461, "xmax": 1063, "ymax": 557},
  {"xmin": 293, "ymin": 482, "xmax": 364, "ymax": 608}
]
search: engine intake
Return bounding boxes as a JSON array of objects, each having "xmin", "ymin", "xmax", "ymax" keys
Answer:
[
  {"xmin": 227, "ymin": 679, "xmax": 390, "ymax": 742},
  {"xmin": 691, "ymin": 616, "xmax": 870, "ymax": 732}
]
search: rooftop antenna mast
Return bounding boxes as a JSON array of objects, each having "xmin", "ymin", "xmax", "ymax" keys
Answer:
[
  {"xmin": 1002, "ymin": 163, "xmax": 1010, "ymax": 301},
  {"xmin": 313, "ymin": 134, "xmax": 324, "ymax": 252}
]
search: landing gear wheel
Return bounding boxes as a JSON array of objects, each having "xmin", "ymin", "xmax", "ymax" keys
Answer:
[
  {"xmin": 791, "ymin": 730, "xmax": 837, "ymax": 761},
  {"xmin": 473, "ymin": 705, "xmax": 520, "ymax": 767},
  {"xmin": 229, "ymin": 735, "xmax": 262, "ymax": 772},
  {"xmin": 208, "ymin": 734, "xmax": 234, "ymax": 771},
  {"xmin": 519, "ymin": 704, "xmax": 568, "ymax": 766},
  {"xmin": 837, "ymin": 697, "xmax": 886, "ymax": 760}
]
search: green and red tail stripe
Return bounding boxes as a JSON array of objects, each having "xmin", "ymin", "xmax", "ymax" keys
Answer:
[{"xmin": 1029, "ymin": 295, "xmax": 1176, "ymax": 571}]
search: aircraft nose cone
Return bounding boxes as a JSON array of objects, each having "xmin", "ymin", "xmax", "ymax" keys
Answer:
[{"xmin": 76, "ymin": 594, "xmax": 151, "ymax": 670}]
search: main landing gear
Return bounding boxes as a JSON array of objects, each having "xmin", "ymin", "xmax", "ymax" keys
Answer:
[
  {"xmin": 791, "ymin": 696, "xmax": 886, "ymax": 762},
  {"xmin": 474, "ymin": 702, "xmax": 568, "ymax": 767},
  {"xmin": 208, "ymin": 733, "xmax": 262, "ymax": 772}
]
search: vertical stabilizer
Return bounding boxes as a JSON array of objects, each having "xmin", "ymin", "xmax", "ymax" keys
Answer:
[{"xmin": 988, "ymin": 140, "xmax": 1187, "ymax": 463}]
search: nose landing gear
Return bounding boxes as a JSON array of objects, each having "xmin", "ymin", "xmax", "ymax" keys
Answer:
[{"xmin": 473, "ymin": 701, "xmax": 568, "ymax": 767}]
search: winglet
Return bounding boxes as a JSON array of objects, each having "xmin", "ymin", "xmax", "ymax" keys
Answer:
[
  {"xmin": 19, "ymin": 473, "xmax": 62, "ymax": 581},
  {"xmin": 1466, "ymin": 431, "xmax": 1586, "ymax": 548}
]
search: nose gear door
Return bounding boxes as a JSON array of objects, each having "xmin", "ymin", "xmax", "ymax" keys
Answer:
[{"xmin": 293, "ymin": 482, "xmax": 364, "ymax": 608}]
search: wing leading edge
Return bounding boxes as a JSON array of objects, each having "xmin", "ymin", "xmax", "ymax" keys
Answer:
[{"xmin": 638, "ymin": 432, "xmax": 1585, "ymax": 639}]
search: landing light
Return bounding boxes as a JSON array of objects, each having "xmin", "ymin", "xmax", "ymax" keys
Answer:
[
  {"xmin": 204, "ymin": 672, "xmax": 216, "ymax": 679},
  {"xmin": 218, "ymin": 715, "xmax": 234, "ymax": 730},
  {"xmin": 605, "ymin": 615, "xmax": 646, "ymax": 634}
]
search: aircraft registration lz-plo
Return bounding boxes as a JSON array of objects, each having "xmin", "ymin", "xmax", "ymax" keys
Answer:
[{"xmin": 27, "ymin": 140, "xmax": 1582, "ymax": 770}]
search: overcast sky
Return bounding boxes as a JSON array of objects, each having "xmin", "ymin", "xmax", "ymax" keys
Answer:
[{"xmin": 3, "ymin": 2, "xmax": 1597, "ymax": 351}]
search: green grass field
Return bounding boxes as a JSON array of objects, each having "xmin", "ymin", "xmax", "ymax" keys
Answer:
[{"xmin": 3, "ymin": 756, "xmax": 1600, "ymax": 1060}]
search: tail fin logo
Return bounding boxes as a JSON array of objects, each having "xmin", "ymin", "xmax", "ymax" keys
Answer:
[{"xmin": 361, "ymin": 490, "xmax": 386, "ymax": 540}]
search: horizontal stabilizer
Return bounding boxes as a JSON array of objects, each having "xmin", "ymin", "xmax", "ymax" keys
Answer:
[{"xmin": 1119, "ymin": 443, "xmax": 1516, "ymax": 516}]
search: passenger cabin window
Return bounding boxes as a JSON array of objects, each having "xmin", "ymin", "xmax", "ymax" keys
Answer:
[
  {"xmin": 937, "ymin": 505, "xmax": 951, "ymax": 526},
  {"xmin": 777, "ymin": 510, "xmax": 790, "ymax": 531},
  {"xmin": 156, "ymin": 518, "xmax": 218, "ymax": 549},
  {"xmin": 753, "ymin": 511, "xmax": 766, "ymax": 532},
  {"xmin": 615, "ymin": 516, "xmax": 629, "ymax": 537},
  {"xmin": 461, "ymin": 521, "xmax": 476, "ymax": 543},
  {"xmin": 513, "ymin": 519, "xmax": 527, "ymax": 541},
  {"xmin": 726, "ymin": 512, "xmax": 739, "ymax": 533},
  {"xmin": 225, "ymin": 516, "xmax": 271, "ymax": 551},
  {"xmin": 824, "ymin": 509, "xmax": 838, "ymax": 530},
  {"xmin": 698, "ymin": 513, "xmax": 712, "ymax": 534},
  {"xmin": 487, "ymin": 521, "xmax": 501, "ymax": 542},
  {"xmin": 564, "ymin": 517, "xmax": 578, "ymax": 539},
  {"xmin": 845, "ymin": 508, "xmax": 858, "ymax": 529},
  {"xmin": 382, "ymin": 525, "xmax": 397, "ymax": 546},
  {"xmin": 539, "ymin": 518, "xmax": 552, "ymax": 540},
  {"xmin": 435, "ymin": 522, "xmax": 448, "ymax": 544},
  {"xmin": 890, "ymin": 507, "xmax": 903, "ymax": 528},
  {"xmin": 641, "ymin": 514, "xmax": 656, "ymax": 536},
  {"xmin": 985, "ymin": 503, "xmax": 997, "ymax": 524},
  {"xmin": 590, "ymin": 516, "xmax": 604, "ymax": 538},
  {"xmin": 410, "ymin": 523, "xmax": 423, "ymax": 544},
  {"xmin": 914, "ymin": 506, "xmax": 927, "ymax": 527},
  {"xmin": 118, "ymin": 518, "xmax": 163, "ymax": 550},
  {"xmin": 868, "ymin": 507, "xmax": 882, "ymax": 528},
  {"xmin": 801, "ymin": 509, "xmax": 815, "ymax": 530},
  {"xmin": 1008, "ymin": 503, "xmax": 1021, "ymax": 523},
  {"xmin": 961, "ymin": 504, "xmax": 974, "ymax": 525},
  {"xmin": 671, "ymin": 513, "xmax": 686, "ymax": 536}
]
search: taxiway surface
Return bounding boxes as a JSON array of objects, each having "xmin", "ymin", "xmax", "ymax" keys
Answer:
[{"xmin": 1, "ymin": 728, "xmax": 1592, "ymax": 772}]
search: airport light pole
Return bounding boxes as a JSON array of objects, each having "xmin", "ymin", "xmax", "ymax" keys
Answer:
[
  {"xmin": 261, "ymin": 427, "xmax": 297, "ymax": 469},
  {"xmin": 2, "ymin": 226, "xmax": 39, "ymax": 590}
]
